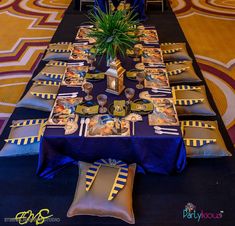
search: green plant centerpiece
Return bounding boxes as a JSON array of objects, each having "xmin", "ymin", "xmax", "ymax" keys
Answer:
[
  {"xmin": 87, "ymin": 6, "xmax": 139, "ymax": 64},
  {"xmin": 87, "ymin": 7, "xmax": 139, "ymax": 95}
]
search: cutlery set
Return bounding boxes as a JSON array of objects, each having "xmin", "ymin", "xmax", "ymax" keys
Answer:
[
  {"xmin": 79, "ymin": 118, "xmax": 90, "ymax": 137},
  {"xmin": 154, "ymin": 126, "xmax": 179, "ymax": 135},
  {"xmin": 47, "ymin": 117, "xmax": 90, "ymax": 136},
  {"xmin": 139, "ymin": 91, "xmax": 166, "ymax": 99},
  {"xmin": 47, "ymin": 118, "xmax": 180, "ymax": 136},
  {"xmin": 151, "ymin": 88, "xmax": 171, "ymax": 95},
  {"xmin": 48, "ymin": 88, "xmax": 178, "ymax": 137}
]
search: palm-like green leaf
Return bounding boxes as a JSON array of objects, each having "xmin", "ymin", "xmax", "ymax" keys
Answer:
[{"xmin": 87, "ymin": 6, "xmax": 139, "ymax": 61}]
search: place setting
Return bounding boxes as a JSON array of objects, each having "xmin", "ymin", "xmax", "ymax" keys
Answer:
[{"xmin": 46, "ymin": 95, "xmax": 83, "ymax": 135}]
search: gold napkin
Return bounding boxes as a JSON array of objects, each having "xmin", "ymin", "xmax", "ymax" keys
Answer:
[
  {"xmin": 131, "ymin": 102, "xmax": 153, "ymax": 112},
  {"xmin": 126, "ymin": 49, "xmax": 134, "ymax": 55},
  {"xmin": 126, "ymin": 71, "xmax": 137, "ymax": 78},
  {"xmin": 76, "ymin": 105, "xmax": 99, "ymax": 115},
  {"xmin": 85, "ymin": 73, "xmax": 105, "ymax": 80},
  {"xmin": 113, "ymin": 100, "xmax": 126, "ymax": 117}
]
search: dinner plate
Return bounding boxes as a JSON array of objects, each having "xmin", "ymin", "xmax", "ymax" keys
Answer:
[
  {"xmin": 131, "ymin": 99, "xmax": 154, "ymax": 116},
  {"xmin": 108, "ymin": 102, "xmax": 131, "ymax": 117}
]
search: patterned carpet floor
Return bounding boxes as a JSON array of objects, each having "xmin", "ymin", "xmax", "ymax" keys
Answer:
[
  {"xmin": 170, "ymin": 0, "xmax": 235, "ymax": 144},
  {"xmin": 0, "ymin": 0, "xmax": 71, "ymax": 134}
]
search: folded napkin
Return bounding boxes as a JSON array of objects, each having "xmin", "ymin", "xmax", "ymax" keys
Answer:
[
  {"xmin": 85, "ymin": 73, "xmax": 105, "ymax": 80},
  {"xmin": 126, "ymin": 49, "xmax": 134, "ymax": 55},
  {"xmin": 113, "ymin": 100, "xmax": 126, "ymax": 117},
  {"xmin": 131, "ymin": 102, "xmax": 153, "ymax": 112},
  {"xmin": 126, "ymin": 71, "xmax": 137, "ymax": 78},
  {"xmin": 76, "ymin": 105, "xmax": 99, "ymax": 115}
]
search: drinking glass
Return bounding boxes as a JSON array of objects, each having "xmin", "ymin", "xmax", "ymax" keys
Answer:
[
  {"xmin": 136, "ymin": 71, "xmax": 146, "ymax": 89},
  {"xmin": 82, "ymin": 82, "xmax": 93, "ymax": 101},
  {"xmin": 137, "ymin": 25, "xmax": 145, "ymax": 36},
  {"xmin": 125, "ymin": 88, "xmax": 135, "ymax": 105},
  {"xmin": 88, "ymin": 54, "xmax": 96, "ymax": 71},
  {"xmin": 133, "ymin": 44, "xmax": 143, "ymax": 62},
  {"xmin": 97, "ymin": 94, "xmax": 108, "ymax": 113}
]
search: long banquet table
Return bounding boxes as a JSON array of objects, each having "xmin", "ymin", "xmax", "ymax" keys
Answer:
[
  {"xmin": 1, "ymin": 2, "xmax": 235, "ymax": 225},
  {"xmin": 37, "ymin": 43, "xmax": 186, "ymax": 178}
]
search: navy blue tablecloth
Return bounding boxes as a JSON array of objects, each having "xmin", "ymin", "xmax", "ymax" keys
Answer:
[
  {"xmin": 37, "ymin": 50, "xmax": 186, "ymax": 179},
  {"xmin": 38, "ymin": 128, "xmax": 186, "ymax": 178}
]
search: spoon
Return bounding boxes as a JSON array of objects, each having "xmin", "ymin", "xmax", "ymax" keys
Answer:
[
  {"xmin": 155, "ymin": 130, "xmax": 179, "ymax": 135},
  {"xmin": 154, "ymin": 126, "xmax": 178, "ymax": 132},
  {"xmin": 131, "ymin": 117, "xmax": 136, "ymax": 136},
  {"xmin": 84, "ymin": 118, "xmax": 90, "ymax": 137},
  {"xmin": 79, "ymin": 118, "xmax": 85, "ymax": 136}
]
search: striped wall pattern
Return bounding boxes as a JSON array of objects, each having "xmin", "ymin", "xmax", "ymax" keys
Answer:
[
  {"xmin": 0, "ymin": 0, "xmax": 71, "ymax": 134},
  {"xmin": 170, "ymin": 0, "xmax": 235, "ymax": 144}
]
